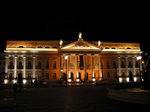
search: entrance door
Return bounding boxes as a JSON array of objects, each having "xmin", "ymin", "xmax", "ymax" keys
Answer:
[
  {"xmin": 78, "ymin": 72, "xmax": 81, "ymax": 80},
  {"xmin": 71, "ymin": 72, "xmax": 74, "ymax": 81},
  {"xmin": 84, "ymin": 72, "xmax": 88, "ymax": 81},
  {"xmin": 129, "ymin": 71, "xmax": 133, "ymax": 82},
  {"xmin": 17, "ymin": 73, "xmax": 23, "ymax": 84}
]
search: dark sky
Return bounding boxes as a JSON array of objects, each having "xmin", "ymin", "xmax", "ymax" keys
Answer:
[{"xmin": 0, "ymin": 3, "xmax": 148, "ymax": 53}]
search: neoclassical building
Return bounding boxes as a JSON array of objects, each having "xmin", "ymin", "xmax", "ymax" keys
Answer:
[{"xmin": 4, "ymin": 33, "xmax": 142, "ymax": 84}]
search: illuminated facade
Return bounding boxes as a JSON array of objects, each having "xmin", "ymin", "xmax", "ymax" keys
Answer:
[{"xmin": 4, "ymin": 33, "xmax": 142, "ymax": 84}]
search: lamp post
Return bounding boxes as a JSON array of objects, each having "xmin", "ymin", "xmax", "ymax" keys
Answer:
[{"xmin": 64, "ymin": 56, "xmax": 68, "ymax": 87}]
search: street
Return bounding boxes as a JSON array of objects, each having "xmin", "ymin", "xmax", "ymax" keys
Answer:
[{"xmin": 0, "ymin": 86, "xmax": 150, "ymax": 112}]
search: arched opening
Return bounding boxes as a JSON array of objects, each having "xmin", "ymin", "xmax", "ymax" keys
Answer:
[
  {"xmin": 27, "ymin": 61, "xmax": 32, "ymax": 69},
  {"xmin": 9, "ymin": 73, "xmax": 13, "ymax": 82},
  {"xmin": 70, "ymin": 72, "xmax": 74, "ymax": 81},
  {"xmin": 8, "ymin": 61, "xmax": 14, "ymax": 69},
  {"xmin": 84, "ymin": 72, "xmax": 88, "ymax": 81},
  {"xmin": 37, "ymin": 61, "xmax": 41, "ymax": 69},
  {"xmin": 129, "ymin": 71, "xmax": 133, "ymax": 82},
  {"xmin": 18, "ymin": 61, "xmax": 23, "ymax": 69},
  {"xmin": 17, "ymin": 73, "xmax": 23, "ymax": 84},
  {"xmin": 78, "ymin": 72, "xmax": 81, "ymax": 80}
]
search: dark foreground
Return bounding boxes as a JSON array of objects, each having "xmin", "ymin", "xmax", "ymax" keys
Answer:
[{"xmin": 0, "ymin": 86, "xmax": 150, "ymax": 112}]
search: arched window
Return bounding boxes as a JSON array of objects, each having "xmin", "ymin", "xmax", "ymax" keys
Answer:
[
  {"xmin": 113, "ymin": 61, "xmax": 117, "ymax": 68},
  {"xmin": 53, "ymin": 61, "xmax": 56, "ymax": 69},
  {"xmin": 121, "ymin": 61, "xmax": 125, "ymax": 68},
  {"xmin": 18, "ymin": 61, "xmax": 23, "ymax": 69},
  {"xmin": 27, "ymin": 61, "xmax": 32, "ymax": 69},
  {"xmin": 128, "ymin": 61, "xmax": 132, "ymax": 68},
  {"xmin": 135, "ymin": 61, "xmax": 139, "ymax": 68},
  {"xmin": 46, "ymin": 61, "xmax": 49, "ymax": 69},
  {"xmin": 37, "ymin": 61, "xmax": 41, "ymax": 69},
  {"xmin": 8, "ymin": 61, "xmax": 14, "ymax": 69},
  {"xmin": 107, "ymin": 61, "xmax": 110, "ymax": 68}
]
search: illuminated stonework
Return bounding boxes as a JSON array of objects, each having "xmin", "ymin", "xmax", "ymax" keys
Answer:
[{"xmin": 4, "ymin": 35, "xmax": 142, "ymax": 84}]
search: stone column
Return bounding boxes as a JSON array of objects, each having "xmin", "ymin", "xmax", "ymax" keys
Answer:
[
  {"xmin": 76, "ymin": 55, "xmax": 78, "ymax": 78},
  {"xmin": 84, "ymin": 55, "xmax": 86, "ymax": 80},
  {"xmin": 14, "ymin": 56, "xmax": 17, "ymax": 78},
  {"xmin": 99, "ymin": 55, "xmax": 102, "ymax": 80},
  {"xmin": 23, "ymin": 56, "xmax": 26, "ymax": 78},
  {"xmin": 5, "ymin": 56, "xmax": 8, "ymax": 73},
  {"xmin": 92, "ymin": 55, "xmax": 94, "ymax": 78},
  {"xmin": 61, "ymin": 55, "xmax": 64, "ymax": 70},
  {"xmin": 139, "ymin": 57, "xmax": 142, "ymax": 76},
  {"xmin": 133, "ymin": 56, "xmax": 136, "ymax": 75},
  {"xmin": 126, "ymin": 56, "xmax": 128, "ymax": 76},
  {"xmin": 118, "ymin": 56, "xmax": 121, "ymax": 76},
  {"xmin": 68, "ymin": 55, "xmax": 70, "ymax": 78},
  {"xmin": 33, "ymin": 56, "xmax": 36, "ymax": 78},
  {"xmin": 59, "ymin": 54, "xmax": 62, "ymax": 79}
]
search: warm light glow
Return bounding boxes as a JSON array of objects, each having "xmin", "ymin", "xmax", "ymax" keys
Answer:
[
  {"xmin": 6, "ymin": 48, "xmax": 58, "ymax": 52},
  {"xmin": 134, "ymin": 77, "xmax": 137, "ymax": 82},
  {"xmin": 136, "ymin": 56, "xmax": 142, "ymax": 60},
  {"xmin": 126, "ymin": 77, "xmax": 129, "ymax": 82},
  {"xmin": 61, "ymin": 69, "xmax": 63, "ymax": 72},
  {"xmin": 68, "ymin": 79, "xmax": 72, "ymax": 82},
  {"xmin": 64, "ymin": 56, "xmax": 68, "ymax": 60},
  {"xmin": 68, "ymin": 72, "xmax": 71, "ymax": 78},
  {"xmin": 119, "ymin": 78, "xmax": 123, "ymax": 83},
  {"xmin": 13, "ymin": 79, "xmax": 17, "ymax": 84},
  {"xmin": 4, "ymin": 79, "xmax": 8, "ymax": 84},
  {"xmin": 76, "ymin": 79, "xmax": 80, "ymax": 82},
  {"xmin": 92, "ymin": 72, "xmax": 95, "ymax": 78},
  {"xmin": 77, "ymin": 73, "xmax": 79, "ymax": 78},
  {"xmin": 32, "ymin": 79, "xmax": 35, "ymax": 83},
  {"xmin": 92, "ymin": 78, "xmax": 96, "ymax": 82},
  {"xmin": 23, "ymin": 79, "xmax": 27, "ymax": 84},
  {"xmin": 103, "ymin": 49, "xmax": 140, "ymax": 52}
]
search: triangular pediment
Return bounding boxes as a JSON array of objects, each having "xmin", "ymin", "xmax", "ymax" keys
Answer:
[{"xmin": 61, "ymin": 40, "xmax": 100, "ymax": 50}]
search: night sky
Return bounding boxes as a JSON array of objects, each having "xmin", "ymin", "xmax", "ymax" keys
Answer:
[{"xmin": 0, "ymin": 3, "xmax": 148, "ymax": 53}]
